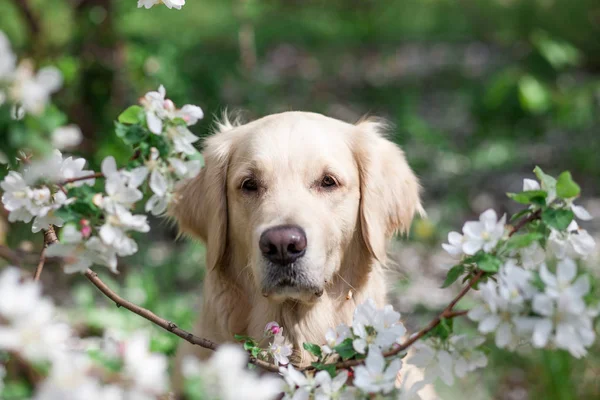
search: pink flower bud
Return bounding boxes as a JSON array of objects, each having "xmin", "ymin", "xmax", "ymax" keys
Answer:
[
  {"xmin": 164, "ymin": 99, "xmax": 175, "ymax": 111},
  {"xmin": 265, "ymin": 321, "xmax": 282, "ymax": 336}
]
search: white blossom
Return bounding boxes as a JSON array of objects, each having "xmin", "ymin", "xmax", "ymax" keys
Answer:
[
  {"xmin": 9, "ymin": 61, "xmax": 62, "ymax": 116},
  {"xmin": 313, "ymin": 370, "xmax": 349, "ymax": 400},
  {"xmin": 100, "ymin": 156, "xmax": 147, "ymax": 211},
  {"xmin": 539, "ymin": 259, "xmax": 589, "ymax": 299},
  {"xmin": 519, "ymin": 241, "xmax": 545, "ymax": 269},
  {"xmin": 461, "ymin": 209, "xmax": 506, "ymax": 255},
  {"xmin": 177, "ymin": 104, "xmax": 204, "ymax": 125},
  {"xmin": 270, "ymin": 332, "xmax": 293, "ymax": 365},
  {"xmin": 52, "ymin": 125, "xmax": 83, "ymax": 150},
  {"xmin": 408, "ymin": 340, "xmax": 454, "ymax": 386},
  {"xmin": 163, "ymin": 0, "xmax": 186, "ymax": 9},
  {"xmin": 146, "ymin": 167, "xmax": 170, "ymax": 216},
  {"xmin": 166, "ymin": 125, "xmax": 200, "ymax": 155},
  {"xmin": 34, "ymin": 354, "xmax": 103, "ymax": 400},
  {"xmin": 352, "ymin": 299, "xmax": 406, "ymax": 354},
  {"xmin": 280, "ymin": 364, "xmax": 329, "ymax": 400},
  {"xmin": 0, "ymin": 268, "xmax": 71, "ymax": 362},
  {"xmin": 449, "ymin": 335, "xmax": 488, "ymax": 378},
  {"xmin": 137, "ymin": 0, "xmax": 160, "ymax": 8},
  {"xmin": 141, "ymin": 85, "xmax": 167, "ymax": 133},
  {"xmin": 522, "ymin": 178, "xmax": 540, "ymax": 192},
  {"xmin": 548, "ymin": 220, "xmax": 596, "ymax": 259},
  {"xmin": 198, "ymin": 344, "xmax": 282, "ymax": 400},
  {"xmin": 122, "ymin": 332, "xmax": 168, "ymax": 396},
  {"xmin": 99, "ymin": 204, "xmax": 149, "ymax": 257},
  {"xmin": 46, "ymin": 225, "xmax": 118, "ymax": 273},
  {"xmin": 467, "ymin": 279, "xmax": 531, "ymax": 350},
  {"xmin": 568, "ymin": 200, "xmax": 593, "ymax": 221},
  {"xmin": 322, "ymin": 323, "xmax": 352, "ymax": 354},
  {"xmin": 530, "ymin": 292, "xmax": 595, "ymax": 358},
  {"xmin": 442, "ymin": 231, "xmax": 464, "ymax": 258},
  {"xmin": 353, "ymin": 345, "xmax": 401, "ymax": 394}
]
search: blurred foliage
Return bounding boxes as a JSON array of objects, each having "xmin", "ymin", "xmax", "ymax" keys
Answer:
[{"xmin": 1, "ymin": 0, "xmax": 600, "ymax": 399}]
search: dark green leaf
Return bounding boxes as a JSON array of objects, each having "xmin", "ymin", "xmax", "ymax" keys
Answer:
[
  {"xmin": 476, "ymin": 253, "xmax": 501, "ymax": 273},
  {"xmin": 505, "ymin": 232, "xmax": 544, "ymax": 250},
  {"xmin": 510, "ymin": 209, "xmax": 531, "ymax": 222},
  {"xmin": 556, "ymin": 171, "xmax": 580, "ymax": 199},
  {"xmin": 333, "ymin": 338, "xmax": 357, "ymax": 360},
  {"xmin": 441, "ymin": 265, "xmax": 465, "ymax": 288},
  {"xmin": 312, "ymin": 362, "xmax": 337, "ymax": 378},
  {"xmin": 542, "ymin": 208, "xmax": 574, "ymax": 231},
  {"xmin": 118, "ymin": 105, "xmax": 144, "ymax": 124},
  {"xmin": 507, "ymin": 190, "xmax": 547, "ymax": 206},
  {"xmin": 303, "ymin": 342, "xmax": 323, "ymax": 359},
  {"xmin": 425, "ymin": 317, "xmax": 453, "ymax": 340},
  {"xmin": 114, "ymin": 121, "xmax": 148, "ymax": 146}
]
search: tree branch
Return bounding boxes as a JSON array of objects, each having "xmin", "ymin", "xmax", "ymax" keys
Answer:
[
  {"xmin": 33, "ymin": 227, "xmax": 56, "ymax": 281},
  {"xmin": 12, "ymin": 0, "xmax": 41, "ymax": 41},
  {"xmin": 0, "ymin": 209, "xmax": 541, "ymax": 374}
]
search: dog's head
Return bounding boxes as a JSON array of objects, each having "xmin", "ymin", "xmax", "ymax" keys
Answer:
[{"xmin": 172, "ymin": 112, "xmax": 423, "ymax": 304}]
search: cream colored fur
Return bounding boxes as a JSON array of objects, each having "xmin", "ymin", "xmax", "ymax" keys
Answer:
[{"xmin": 170, "ymin": 111, "xmax": 434, "ymax": 398}]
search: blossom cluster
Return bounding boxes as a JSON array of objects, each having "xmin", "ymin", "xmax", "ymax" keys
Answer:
[
  {"xmin": 442, "ymin": 170, "xmax": 598, "ymax": 358},
  {"xmin": 1, "ymin": 84, "xmax": 204, "ymax": 274},
  {"xmin": 0, "ymin": 267, "xmax": 169, "ymax": 399},
  {"xmin": 181, "ymin": 345, "xmax": 283, "ymax": 400},
  {"xmin": 278, "ymin": 299, "xmax": 439, "ymax": 399},
  {"xmin": 0, "ymin": 32, "xmax": 61, "ymax": 121}
]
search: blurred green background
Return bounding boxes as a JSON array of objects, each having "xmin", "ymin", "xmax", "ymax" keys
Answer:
[{"xmin": 1, "ymin": 0, "xmax": 599, "ymax": 399}]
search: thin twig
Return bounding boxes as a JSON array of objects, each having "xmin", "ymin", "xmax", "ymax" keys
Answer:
[
  {"xmin": 60, "ymin": 172, "xmax": 104, "ymax": 185},
  {"xmin": 33, "ymin": 227, "xmax": 58, "ymax": 281},
  {"xmin": 83, "ymin": 268, "xmax": 280, "ymax": 373}
]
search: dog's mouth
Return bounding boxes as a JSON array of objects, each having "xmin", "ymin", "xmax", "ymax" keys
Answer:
[{"xmin": 261, "ymin": 266, "xmax": 324, "ymax": 301}]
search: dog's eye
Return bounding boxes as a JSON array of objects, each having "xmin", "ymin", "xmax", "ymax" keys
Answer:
[
  {"xmin": 321, "ymin": 175, "xmax": 338, "ymax": 188},
  {"xmin": 241, "ymin": 178, "xmax": 259, "ymax": 192}
]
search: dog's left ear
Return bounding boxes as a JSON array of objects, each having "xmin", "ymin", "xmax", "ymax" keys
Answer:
[
  {"xmin": 170, "ymin": 116, "xmax": 240, "ymax": 271},
  {"xmin": 353, "ymin": 119, "xmax": 425, "ymax": 262}
]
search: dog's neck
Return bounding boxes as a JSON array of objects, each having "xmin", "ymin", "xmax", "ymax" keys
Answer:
[{"xmin": 207, "ymin": 232, "xmax": 387, "ymax": 366}]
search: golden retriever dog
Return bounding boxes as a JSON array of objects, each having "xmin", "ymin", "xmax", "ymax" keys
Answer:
[{"xmin": 171, "ymin": 111, "xmax": 429, "ymax": 394}]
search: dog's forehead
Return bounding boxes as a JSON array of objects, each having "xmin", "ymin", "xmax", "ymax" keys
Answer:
[{"xmin": 233, "ymin": 112, "xmax": 356, "ymax": 167}]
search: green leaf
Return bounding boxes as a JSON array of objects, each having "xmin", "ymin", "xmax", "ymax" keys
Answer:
[
  {"xmin": 518, "ymin": 75, "xmax": 550, "ymax": 114},
  {"xmin": 251, "ymin": 347, "xmax": 261, "ymax": 358},
  {"xmin": 243, "ymin": 340, "xmax": 257, "ymax": 351},
  {"xmin": 505, "ymin": 232, "xmax": 544, "ymax": 250},
  {"xmin": 303, "ymin": 342, "xmax": 323, "ymax": 359},
  {"xmin": 426, "ymin": 317, "xmax": 454, "ymax": 340},
  {"xmin": 118, "ymin": 105, "xmax": 144, "ymax": 124},
  {"xmin": 441, "ymin": 265, "xmax": 465, "ymax": 288},
  {"xmin": 542, "ymin": 208, "xmax": 574, "ymax": 231},
  {"xmin": 531, "ymin": 30, "xmax": 581, "ymax": 70},
  {"xmin": 234, "ymin": 334, "xmax": 251, "ymax": 342},
  {"xmin": 533, "ymin": 166, "xmax": 557, "ymax": 196},
  {"xmin": 333, "ymin": 338, "xmax": 357, "ymax": 360},
  {"xmin": 114, "ymin": 121, "xmax": 148, "ymax": 146},
  {"xmin": 476, "ymin": 253, "xmax": 502, "ymax": 273},
  {"xmin": 312, "ymin": 362, "xmax": 337, "ymax": 378},
  {"xmin": 510, "ymin": 209, "xmax": 531, "ymax": 222},
  {"xmin": 507, "ymin": 190, "xmax": 547, "ymax": 206},
  {"xmin": 556, "ymin": 171, "xmax": 580, "ymax": 199}
]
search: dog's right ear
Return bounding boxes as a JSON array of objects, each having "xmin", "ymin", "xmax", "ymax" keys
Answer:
[{"xmin": 170, "ymin": 116, "xmax": 240, "ymax": 271}]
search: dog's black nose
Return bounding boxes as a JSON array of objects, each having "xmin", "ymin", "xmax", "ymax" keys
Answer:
[{"xmin": 259, "ymin": 225, "xmax": 307, "ymax": 265}]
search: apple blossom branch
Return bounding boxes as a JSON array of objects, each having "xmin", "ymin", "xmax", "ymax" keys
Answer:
[{"xmin": 0, "ymin": 209, "xmax": 540, "ymax": 374}]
